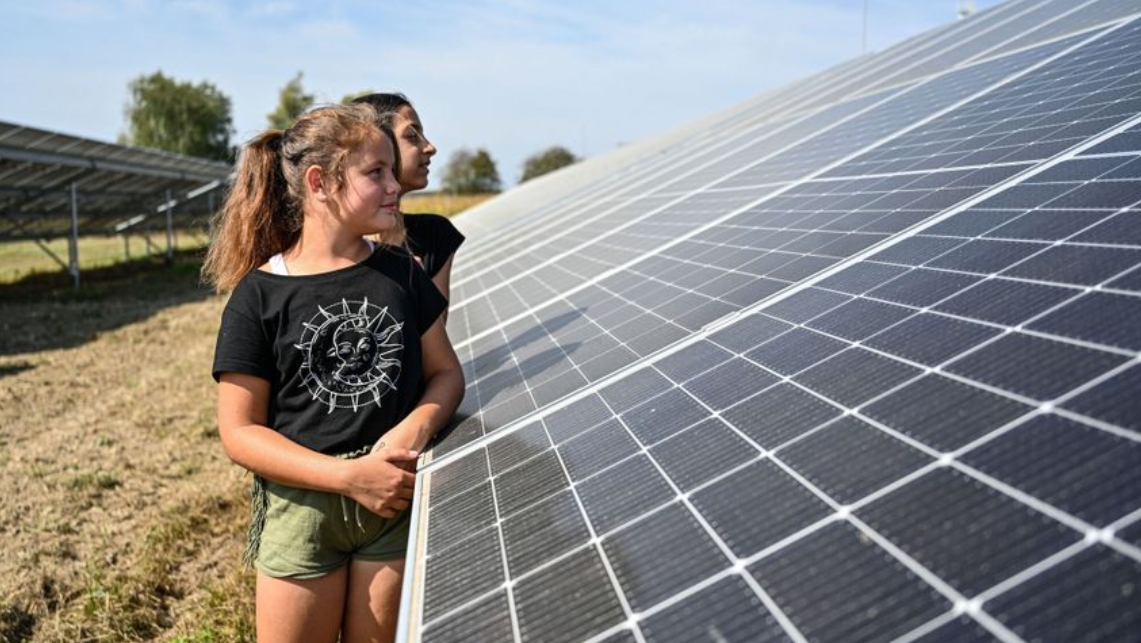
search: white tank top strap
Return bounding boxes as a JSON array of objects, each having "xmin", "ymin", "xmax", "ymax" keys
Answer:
[
  {"xmin": 268, "ymin": 253, "xmax": 289, "ymax": 276},
  {"xmin": 269, "ymin": 240, "xmax": 372, "ymax": 276}
]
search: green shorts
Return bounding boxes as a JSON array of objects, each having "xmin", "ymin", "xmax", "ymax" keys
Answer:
[{"xmin": 254, "ymin": 480, "xmax": 410, "ymax": 579}]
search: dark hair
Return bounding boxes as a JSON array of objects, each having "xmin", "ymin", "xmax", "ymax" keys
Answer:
[
  {"xmin": 203, "ymin": 103, "xmax": 403, "ymax": 291},
  {"xmin": 351, "ymin": 92, "xmax": 413, "ymax": 127}
]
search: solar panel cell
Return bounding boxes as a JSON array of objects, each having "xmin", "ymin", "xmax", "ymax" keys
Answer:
[
  {"xmin": 501, "ymin": 490, "xmax": 591, "ymax": 576},
  {"xmin": 962, "ymin": 413, "xmax": 1141, "ymax": 526},
  {"xmin": 558, "ymin": 419, "xmax": 640, "ymax": 481},
  {"xmin": 421, "ymin": 591, "xmax": 514, "ymax": 643},
  {"xmin": 794, "ymin": 347, "xmax": 923, "ymax": 408},
  {"xmin": 857, "ymin": 468, "xmax": 1082, "ymax": 596},
  {"xmin": 866, "ymin": 268, "xmax": 985, "ymax": 308},
  {"xmin": 983, "ymin": 546, "xmax": 1141, "ymax": 643},
  {"xmin": 638, "ymin": 575, "xmax": 792, "ymax": 643},
  {"xmin": 422, "ymin": 526, "xmax": 505, "ymax": 623},
  {"xmin": 577, "ymin": 454, "xmax": 676, "ymax": 534},
  {"xmin": 944, "ymin": 332, "xmax": 1128, "ymax": 400},
  {"xmin": 601, "ymin": 502, "xmax": 730, "ymax": 612},
  {"xmin": 863, "ymin": 313, "xmax": 1002, "ymax": 367},
  {"xmin": 619, "ymin": 388, "xmax": 710, "ymax": 445},
  {"xmin": 650, "ymin": 418, "xmax": 759, "ymax": 492},
  {"xmin": 690, "ymin": 459, "xmax": 832, "ymax": 558},
  {"xmin": 426, "ymin": 482, "xmax": 497, "ymax": 553},
  {"xmin": 778, "ymin": 416, "xmax": 934, "ymax": 505},
  {"xmin": 1061, "ymin": 363, "xmax": 1141, "ymax": 434},
  {"xmin": 862, "ymin": 374, "xmax": 1033, "ymax": 452},
  {"xmin": 514, "ymin": 547, "xmax": 626, "ymax": 643},
  {"xmin": 722, "ymin": 382, "xmax": 844, "ymax": 450},
  {"xmin": 748, "ymin": 522, "xmax": 950, "ymax": 643},
  {"xmin": 1028, "ymin": 290, "xmax": 1141, "ymax": 350},
  {"xmin": 933, "ymin": 277, "xmax": 1077, "ymax": 325}
]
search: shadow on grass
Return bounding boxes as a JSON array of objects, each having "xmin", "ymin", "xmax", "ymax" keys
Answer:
[{"xmin": 0, "ymin": 248, "xmax": 215, "ymax": 359}]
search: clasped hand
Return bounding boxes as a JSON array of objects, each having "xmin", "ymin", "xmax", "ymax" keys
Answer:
[{"xmin": 343, "ymin": 447, "xmax": 419, "ymax": 518}]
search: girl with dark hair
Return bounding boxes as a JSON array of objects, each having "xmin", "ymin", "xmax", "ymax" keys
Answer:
[
  {"xmin": 351, "ymin": 93, "xmax": 465, "ymax": 305},
  {"xmin": 204, "ymin": 103, "xmax": 463, "ymax": 643}
]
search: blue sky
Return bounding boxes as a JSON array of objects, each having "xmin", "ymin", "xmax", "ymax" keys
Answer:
[{"xmin": 0, "ymin": 0, "xmax": 999, "ymax": 188}]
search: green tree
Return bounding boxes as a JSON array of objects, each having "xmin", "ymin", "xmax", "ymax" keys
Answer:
[
  {"xmin": 120, "ymin": 71, "xmax": 234, "ymax": 161},
  {"xmin": 267, "ymin": 72, "xmax": 315, "ymax": 129},
  {"xmin": 441, "ymin": 147, "xmax": 502, "ymax": 194},
  {"xmin": 520, "ymin": 145, "xmax": 578, "ymax": 183}
]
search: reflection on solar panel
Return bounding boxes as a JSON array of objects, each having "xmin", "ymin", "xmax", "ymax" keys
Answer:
[{"xmin": 400, "ymin": 2, "xmax": 1141, "ymax": 642}]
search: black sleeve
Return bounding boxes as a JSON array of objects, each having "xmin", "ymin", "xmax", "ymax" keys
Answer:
[
  {"xmin": 212, "ymin": 285, "xmax": 276, "ymax": 383},
  {"xmin": 406, "ymin": 251, "xmax": 449, "ymax": 333},
  {"xmin": 404, "ymin": 213, "xmax": 465, "ymax": 278}
]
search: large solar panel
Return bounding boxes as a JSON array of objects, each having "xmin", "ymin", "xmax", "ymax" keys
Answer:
[
  {"xmin": 0, "ymin": 120, "xmax": 231, "ymax": 242},
  {"xmin": 399, "ymin": 2, "xmax": 1141, "ymax": 642}
]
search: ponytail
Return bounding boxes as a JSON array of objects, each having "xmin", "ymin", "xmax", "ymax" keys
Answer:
[{"xmin": 203, "ymin": 130, "xmax": 300, "ymax": 291}]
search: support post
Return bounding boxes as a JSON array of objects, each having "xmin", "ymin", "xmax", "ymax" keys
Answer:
[
  {"xmin": 165, "ymin": 189, "xmax": 174, "ymax": 264},
  {"xmin": 69, "ymin": 183, "xmax": 80, "ymax": 289}
]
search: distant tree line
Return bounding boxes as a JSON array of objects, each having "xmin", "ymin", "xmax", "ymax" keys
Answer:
[{"xmin": 119, "ymin": 71, "xmax": 580, "ymax": 191}]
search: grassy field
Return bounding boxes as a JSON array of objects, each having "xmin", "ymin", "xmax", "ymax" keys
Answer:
[
  {"xmin": 0, "ymin": 252, "xmax": 257, "ymax": 642},
  {"xmin": 0, "ymin": 232, "xmax": 211, "ymax": 286},
  {"xmin": 400, "ymin": 192, "xmax": 493, "ymax": 217}
]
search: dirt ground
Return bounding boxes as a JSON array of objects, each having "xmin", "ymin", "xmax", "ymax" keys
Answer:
[{"xmin": 0, "ymin": 253, "xmax": 256, "ymax": 642}]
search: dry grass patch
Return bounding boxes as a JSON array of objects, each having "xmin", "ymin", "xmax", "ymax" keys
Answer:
[
  {"xmin": 401, "ymin": 192, "xmax": 493, "ymax": 217},
  {"xmin": 0, "ymin": 254, "xmax": 255, "ymax": 642}
]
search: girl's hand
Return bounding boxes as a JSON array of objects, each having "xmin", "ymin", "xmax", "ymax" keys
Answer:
[{"xmin": 343, "ymin": 448, "xmax": 419, "ymax": 518}]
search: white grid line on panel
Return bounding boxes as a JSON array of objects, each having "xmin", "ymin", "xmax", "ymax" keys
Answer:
[
  {"xmin": 452, "ymin": 95, "xmax": 876, "ymax": 290},
  {"xmin": 886, "ymin": 611, "xmax": 967, "ymax": 643},
  {"xmin": 421, "ymin": 199, "xmax": 1141, "ymax": 639},
  {"xmin": 449, "ymin": 87, "xmax": 906, "ymax": 298},
  {"xmin": 975, "ymin": 2, "xmax": 1141, "ymax": 68},
  {"xmin": 420, "ymin": 316, "xmax": 1137, "ymax": 641},
  {"xmin": 450, "ymin": 90, "xmax": 895, "ymax": 297},
  {"xmin": 427, "ymin": 28, "xmax": 1141, "ymax": 476},
  {"xmin": 970, "ymin": 538, "xmax": 1111, "ymax": 605},
  {"xmin": 702, "ymin": 92, "xmax": 1141, "ymax": 336},
  {"xmin": 410, "ymin": 23, "xmax": 1141, "ymax": 643},
  {"xmin": 410, "ymin": 27, "xmax": 1141, "ymax": 643},
  {"xmin": 527, "ymin": 413, "xmax": 647, "ymax": 643},
  {"xmin": 447, "ymin": 23, "xmax": 1119, "ymax": 363},
  {"xmin": 459, "ymin": 150, "xmax": 695, "ymax": 260},
  {"xmin": 488, "ymin": 458, "xmax": 524, "ymax": 643},
  {"xmin": 589, "ymin": 393, "xmax": 812, "ymax": 642},
  {"xmin": 862, "ymin": 0, "xmax": 1105, "ymax": 98}
]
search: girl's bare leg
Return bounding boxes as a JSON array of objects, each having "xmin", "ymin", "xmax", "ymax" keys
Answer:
[
  {"xmin": 342, "ymin": 558, "xmax": 405, "ymax": 643},
  {"xmin": 256, "ymin": 567, "xmax": 347, "ymax": 643}
]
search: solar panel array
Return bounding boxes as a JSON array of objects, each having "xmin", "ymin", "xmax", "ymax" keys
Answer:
[
  {"xmin": 0, "ymin": 120, "xmax": 231, "ymax": 241},
  {"xmin": 399, "ymin": 2, "xmax": 1141, "ymax": 642}
]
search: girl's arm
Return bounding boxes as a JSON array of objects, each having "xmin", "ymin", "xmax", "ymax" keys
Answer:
[
  {"xmin": 381, "ymin": 315, "xmax": 465, "ymax": 454},
  {"xmin": 217, "ymin": 372, "xmax": 418, "ymax": 518}
]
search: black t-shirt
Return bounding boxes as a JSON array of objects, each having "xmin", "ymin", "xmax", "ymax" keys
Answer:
[
  {"xmin": 404, "ymin": 213, "xmax": 465, "ymax": 279},
  {"xmin": 212, "ymin": 247, "xmax": 447, "ymax": 455}
]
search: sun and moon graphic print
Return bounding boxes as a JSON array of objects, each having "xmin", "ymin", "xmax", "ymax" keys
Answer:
[{"xmin": 295, "ymin": 297, "xmax": 404, "ymax": 414}]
